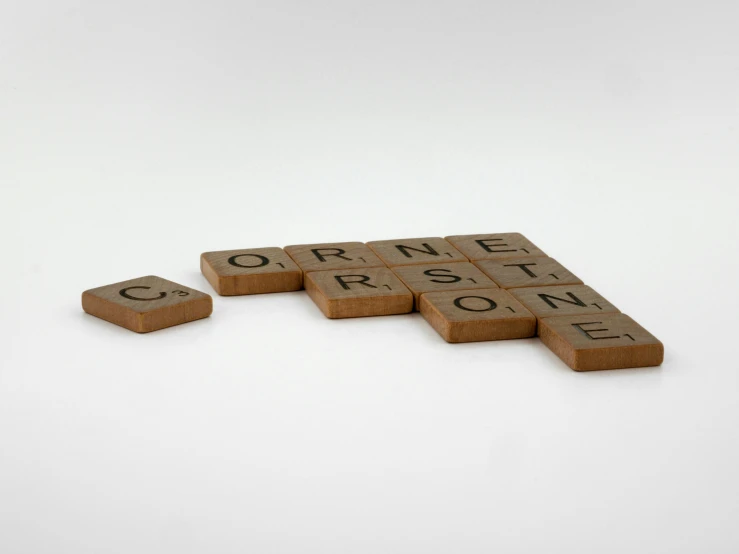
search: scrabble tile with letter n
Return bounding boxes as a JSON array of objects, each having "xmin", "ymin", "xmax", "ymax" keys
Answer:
[{"xmin": 367, "ymin": 237, "xmax": 467, "ymax": 266}]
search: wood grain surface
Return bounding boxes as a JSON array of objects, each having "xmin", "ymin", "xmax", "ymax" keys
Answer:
[
  {"xmin": 304, "ymin": 268, "xmax": 413, "ymax": 319},
  {"xmin": 391, "ymin": 262, "xmax": 498, "ymax": 309},
  {"xmin": 474, "ymin": 257, "xmax": 582, "ymax": 289},
  {"xmin": 419, "ymin": 288, "xmax": 536, "ymax": 343},
  {"xmin": 538, "ymin": 313, "xmax": 663, "ymax": 371},
  {"xmin": 366, "ymin": 237, "xmax": 467, "ymax": 266},
  {"xmin": 284, "ymin": 242, "xmax": 385, "ymax": 273},
  {"xmin": 445, "ymin": 233, "xmax": 547, "ymax": 261},
  {"xmin": 510, "ymin": 284, "xmax": 619, "ymax": 322},
  {"xmin": 82, "ymin": 275, "xmax": 212, "ymax": 333},
  {"xmin": 201, "ymin": 247, "xmax": 302, "ymax": 295}
]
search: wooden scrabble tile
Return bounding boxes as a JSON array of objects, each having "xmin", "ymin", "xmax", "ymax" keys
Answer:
[
  {"xmin": 538, "ymin": 313, "xmax": 663, "ymax": 371},
  {"xmin": 82, "ymin": 276, "xmax": 212, "ymax": 333},
  {"xmin": 305, "ymin": 268, "xmax": 413, "ymax": 318},
  {"xmin": 510, "ymin": 285, "xmax": 619, "ymax": 322},
  {"xmin": 419, "ymin": 288, "xmax": 536, "ymax": 343},
  {"xmin": 391, "ymin": 262, "xmax": 498, "ymax": 308},
  {"xmin": 474, "ymin": 257, "xmax": 582, "ymax": 289},
  {"xmin": 366, "ymin": 237, "xmax": 467, "ymax": 266},
  {"xmin": 445, "ymin": 233, "xmax": 546, "ymax": 261},
  {"xmin": 284, "ymin": 242, "xmax": 385, "ymax": 273},
  {"xmin": 200, "ymin": 247, "xmax": 302, "ymax": 296}
]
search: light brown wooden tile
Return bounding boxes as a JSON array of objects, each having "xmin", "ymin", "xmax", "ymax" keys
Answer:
[
  {"xmin": 391, "ymin": 262, "xmax": 498, "ymax": 309},
  {"xmin": 539, "ymin": 313, "xmax": 663, "ymax": 371},
  {"xmin": 474, "ymin": 257, "xmax": 582, "ymax": 289},
  {"xmin": 284, "ymin": 242, "xmax": 385, "ymax": 273},
  {"xmin": 419, "ymin": 288, "xmax": 536, "ymax": 343},
  {"xmin": 366, "ymin": 237, "xmax": 467, "ymax": 266},
  {"xmin": 445, "ymin": 233, "xmax": 546, "ymax": 261},
  {"xmin": 82, "ymin": 275, "xmax": 212, "ymax": 333},
  {"xmin": 201, "ymin": 247, "xmax": 302, "ymax": 296},
  {"xmin": 305, "ymin": 268, "xmax": 413, "ymax": 319},
  {"xmin": 510, "ymin": 285, "xmax": 619, "ymax": 322}
]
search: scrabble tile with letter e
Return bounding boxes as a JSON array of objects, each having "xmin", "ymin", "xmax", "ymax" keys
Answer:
[
  {"xmin": 201, "ymin": 247, "xmax": 302, "ymax": 295},
  {"xmin": 445, "ymin": 233, "xmax": 546, "ymax": 261},
  {"xmin": 419, "ymin": 288, "xmax": 536, "ymax": 343},
  {"xmin": 474, "ymin": 257, "xmax": 582, "ymax": 289},
  {"xmin": 82, "ymin": 276, "xmax": 212, "ymax": 333},
  {"xmin": 284, "ymin": 242, "xmax": 385, "ymax": 273},
  {"xmin": 305, "ymin": 268, "xmax": 413, "ymax": 318},
  {"xmin": 391, "ymin": 262, "xmax": 498, "ymax": 308},
  {"xmin": 510, "ymin": 285, "xmax": 619, "ymax": 322},
  {"xmin": 538, "ymin": 313, "xmax": 664, "ymax": 371},
  {"xmin": 366, "ymin": 237, "xmax": 467, "ymax": 266}
]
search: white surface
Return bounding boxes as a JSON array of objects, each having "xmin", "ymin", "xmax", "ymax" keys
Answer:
[{"xmin": 1, "ymin": 2, "xmax": 738, "ymax": 553}]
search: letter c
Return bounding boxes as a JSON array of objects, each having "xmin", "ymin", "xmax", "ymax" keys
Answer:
[{"xmin": 119, "ymin": 286, "xmax": 167, "ymax": 301}]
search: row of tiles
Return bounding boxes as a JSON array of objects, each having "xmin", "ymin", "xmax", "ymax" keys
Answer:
[
  {"xmin": 201, "ymin": 234, "xmax": 569, "ymax": 296},
  {"xmin": 81, "ymin": 234, "xmax": 664, "ymax": 372}
]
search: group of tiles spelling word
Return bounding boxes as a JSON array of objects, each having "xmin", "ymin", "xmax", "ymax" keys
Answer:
[{"xmin": 81, "ymin": 233, "xmax": 664, "ymax": 371}]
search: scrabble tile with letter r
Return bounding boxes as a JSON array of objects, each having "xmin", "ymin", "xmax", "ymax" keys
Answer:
[
  {"xmin": 201, "ymin": 247, "xmax": 302, "ymax": 295},
  {"xmin": 538, "ymin": 313, "xmax": 664, "ymax": 371},
  {"xmin": 474, "ymin": 257, "xmax": 582, "ymax": 289},
  {"xmin": 82, "ymin": 276, "xmax": 212, "ymax": 333},
  {"xmin": 284, "ymin": 242, "xmax": 385, "ymax": 273},
  {"xmin": 445, "ymin": 233, "xmax": 546, "ymax": 261},
  {"xmin": 366, "ymin": 237, "xmax": 467, "ymax": 267},
  {"xmin": 391, "ymin": 262, "xmax": 498, "ymax": 308},
  {"xmin": 305, "ymin": 268, "xmax": 413, "ymax": 318},
  {"xmin": 510, "ymin": 284, "xmax": 619, "ymax": 323},
  {"xmin": 419, "ymin": 288, "xmax": 536, "ymax": 343}
]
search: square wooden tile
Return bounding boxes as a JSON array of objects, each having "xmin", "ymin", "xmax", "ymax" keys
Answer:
[
  {"xmin": 305, "ymin": 268, "xmax": 413, "ymax": 319},
  {"xmin": 284, "ymin": 242, "xmax": 385, "ymax": 273},
  {"xmin": 82, "ymin": 275, "xmax": 212, "ymax": 333},
  {"xmin": 539, "ymin": 313, "xmax": 664, "ymax": 371},
  {"xmin": 201, "ymin": 247, "xmax": 302, "ymax": 296},
  {"xmin": 510, "ymin": 285, "xmax": 619, "ymax": 322},
  {"xmin": 474, "ymin": 257, "xmax": 582, "ymax": 289},
  {"xmin": 445, "ymin": 233, "xmax": 546, "ymax": 261},
  {"xmin": 391, "ymin": 262, "xmax": 498, "ymax": 309},
  {"xmin": 366, "ymin": 237, "xmax": 467, "ymax": 266},
  {"xmin": 419, "ymin": 288, "xmax": 536, "ymax": 343}
]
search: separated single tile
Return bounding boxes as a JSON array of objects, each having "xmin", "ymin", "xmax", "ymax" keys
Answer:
[{"xmin": 82, "ymin": 275, "xmax": 212, "ymax": 333}]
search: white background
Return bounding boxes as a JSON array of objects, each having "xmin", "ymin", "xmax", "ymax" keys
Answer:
[{"xmin": 1, "ymin": 1, "xmax": 738, "ymax": 553}]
